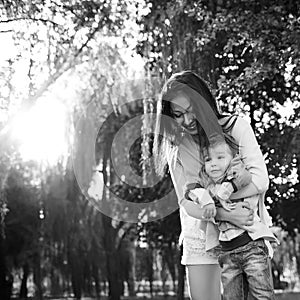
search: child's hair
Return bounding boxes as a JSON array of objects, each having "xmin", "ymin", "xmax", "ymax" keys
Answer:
[{"xmin": 204, "ymin": 132, "xmax": 238, "ymax": 158}]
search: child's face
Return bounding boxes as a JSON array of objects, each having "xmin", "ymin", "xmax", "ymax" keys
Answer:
[{"xmin": 204, "ymin": 143, "xmax": 233, "ymax": 181}]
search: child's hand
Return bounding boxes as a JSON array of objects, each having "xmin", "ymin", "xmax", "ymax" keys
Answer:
[
  {"xmin": 215, "ymin": 182, "xmax": 234, "ymax": 200},
  {"xmin": 187, "ymin": 190, "xmax": 199, "ymax": 203},
  {"xmin": 202, "ymin": 203, "xmax": 216, "ymax": 220}
]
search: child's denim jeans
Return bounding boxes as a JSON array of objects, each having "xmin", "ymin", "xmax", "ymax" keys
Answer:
[{"xmin": 218, "ymin": 239, "xmax": 275, "ymax": 300}]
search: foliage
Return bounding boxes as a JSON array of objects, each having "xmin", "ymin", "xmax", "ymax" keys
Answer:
[
  {"xmin": 0, "ymin": 0, "xmax": 132, "ymax": 107},
  {"xmin": 4, "ymin": 163, "xmax": 40, "ymax": 269},
  {"xmin": 0, "ymin": 1, "xmax": 145, "ymax": 299}
]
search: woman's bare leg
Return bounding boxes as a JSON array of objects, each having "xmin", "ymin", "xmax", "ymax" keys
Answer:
[{"xmin": 186, "ymin": 264, "xmax": 221, "ymax": 300}]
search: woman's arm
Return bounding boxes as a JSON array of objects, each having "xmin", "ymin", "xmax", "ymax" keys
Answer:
[
  {"xmin": 216, "ymin": 202, "xmax": 254, "ymax": 229},
  {"xmin": 230, "ymin": 117, "xmax": 269, "ymax": 199},
  {"xmin": 232, "ymin": 182, "xmax": 259, "ymax": 199}
]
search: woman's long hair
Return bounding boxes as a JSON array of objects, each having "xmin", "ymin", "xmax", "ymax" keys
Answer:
[{"xmin": 153, "ymin": 70, "xmax": 237, "ymax": 176}]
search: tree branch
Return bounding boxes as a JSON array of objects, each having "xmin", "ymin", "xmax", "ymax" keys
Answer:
[
  {"xmin": 74, "ymin": 21, "xmax": 103, "ymax": 59},
  {"xmin": 21, "ymin": 19, "xmax": 103, "ymax": 106},
  {"xmin": 0, "ymin": 18, "xmax": 59, "ymax": 27},
  {"xmin": 0, "ymin": 30, "xmax": 13, "ymax": 33}
]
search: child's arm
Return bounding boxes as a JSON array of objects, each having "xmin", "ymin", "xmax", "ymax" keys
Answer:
[
  {"xmin": 168, "ymin": 157, "xmax": 215, "ymax": 220},
  {"xmin": 184, "ymin": 185, "xmax": 217, "ymax": 218},
  {"xmin": 186, "ymin": 184, "xmax": 217, "ymax": 219},
  {"xmin": 180, "ymin": 198, "xmax": 214, "ymax": 220},
  {"xmin": 206, "ymin": 183, "xmax": 235, "ymax": 211},
  {"xmin": 186, "ymin": 185, "xmax": 214, "ymax": 206},
  {"xmin": 215, "ymin": 155, "xmax": 254, "ymax": 201},
  {"xmin": 211, "ymin": 156, "xmax": 253, "ymax": 210}
]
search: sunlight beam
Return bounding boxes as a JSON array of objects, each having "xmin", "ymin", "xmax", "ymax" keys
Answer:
[{"xmin": 11, "ymin": 96, "xmax": 68, "ymax": 165}]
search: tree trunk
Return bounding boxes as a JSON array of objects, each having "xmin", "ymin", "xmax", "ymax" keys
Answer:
[
  {"xmin": 102, "ymin": 214, "xmax": 122, "ymax": 300},
  {"xmin": 163, "ymin": 244, "xmax": 177, "ymax": 292},
  {"xmin": 146, "ymin": 248, "xmax": 154, "ymax": 298},
  {"xmin": 50, "ymin": 267, "xmax": 61, "ymax": 297},
  {"xmin": 127, "ymin": 275, "xmax": 135, "ymax": 297},
  {"xmin": 106, "ymin": 251, "xmax": 122, "ymax": 300},
  {"xmin": 71, "ymin": 269, "xmax": 82, "ymax": 300},
  {"xmin": 160, "ymin": 259, "xmax": 168, "ymax": 296},
  {"xmin": 83, "ymin": 263, "xmax": 92, "ymax": 296},
  {"xmin": 33, "ymin": 253, "xmax": 43, "ymax": 300},
  {"xmin": 0, "ymin": 233, "xmax": 8, "ymax": 300},
  {"xmin": 70, "ymin": 252, "xmax": 82, "ymax": 300},
  {"xmin": 0, "ymin": 256, "xmax": 13, "ymax": 300},
  {"xmin": 92, "ymin": 264, "xmax": 101, "ymax": 299},
  {"xmin": 19, "ymin": 263, "xmax": 29, "ymax": 299},
  {"xmin": 177, "ymin": 245, "xmax": 185, "ymax": 300},
  {"xmin": 0, "ymin": 232, "xmax": 13, "ymax": 300},
  {"xmin": 121, "ymin": 239, "xmax": 136, "ymax": 297}
]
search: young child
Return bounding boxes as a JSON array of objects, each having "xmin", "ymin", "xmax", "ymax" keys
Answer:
[{"xmin": 185, "ymin": 134, "xmax": 278, "ymax": 300}]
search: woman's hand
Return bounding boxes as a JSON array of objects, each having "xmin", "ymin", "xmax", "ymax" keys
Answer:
[
  {"xmin": 216, "ymin": 201, "xmax": 254, "ymax": 230},
  {"xmin": 229, "ymin": 202, "xmax": 254, "ymax": 230},
  {"xmin": 229, "ymin": 156, "xmax": 252, "ymax": 190}
]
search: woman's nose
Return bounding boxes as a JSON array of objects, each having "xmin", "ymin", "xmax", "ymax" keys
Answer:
[{"xmin": 183, "ymin": 113, "xmax": 194, "ymax": 125}]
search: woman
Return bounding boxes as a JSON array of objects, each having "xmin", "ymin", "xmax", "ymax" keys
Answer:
[{"xmin": 153, "ymin": 71, "xmax": 271, "ymax": 300}]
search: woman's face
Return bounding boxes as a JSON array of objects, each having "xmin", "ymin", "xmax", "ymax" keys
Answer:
[{"xmin": 170, "ymin": 94, "xmax": 198, "ymax": 135}]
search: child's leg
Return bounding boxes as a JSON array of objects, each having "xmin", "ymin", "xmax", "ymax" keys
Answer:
[
  {"xmin": 243, "ymin": 239, "xmax": 275, "ymax": 300},
  {"xmin": 186, "ymin": 264, "xmax": 221, "ymax": 300},
  {"xmin": 218, "ymin": 251, "xmax": 247, "ymax": 300}
]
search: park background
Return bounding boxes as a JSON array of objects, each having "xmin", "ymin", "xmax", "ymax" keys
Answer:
[{"xmin": 0, "ymin": 0, "xmax": 299, "ymax": 300}]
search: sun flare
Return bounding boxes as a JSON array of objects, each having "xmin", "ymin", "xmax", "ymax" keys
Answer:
[{"xmin": 12, "ymin": 97, "xmax": 68, "ymax": 165}]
